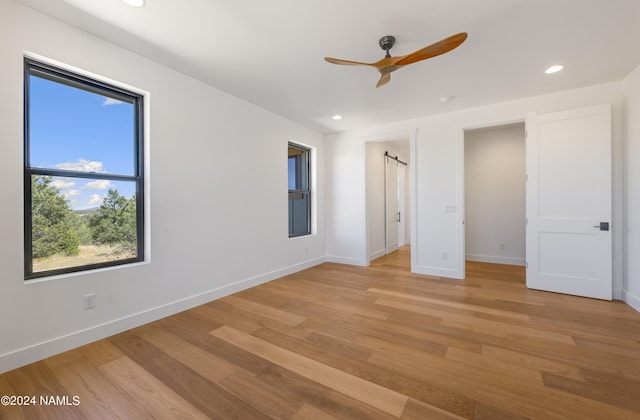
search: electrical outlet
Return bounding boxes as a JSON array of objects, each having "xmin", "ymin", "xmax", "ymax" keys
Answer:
[
  {"xmin": 83, "ymin": 293, "xmax": 96, "ymax": 310},
  {"xmin": 442, "ymin": 251, "xmax": 448, "ymax": 260},
  {"xmin": 499, "ymin": 243, "xmax": 505, "ymax": 250}
]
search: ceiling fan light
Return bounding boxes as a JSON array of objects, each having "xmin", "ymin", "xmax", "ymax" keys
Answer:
[
  {"xmin": 545, "ymin": 65, "xmax": 564, "ymax": 74},
  {"xmin": 123, "ymin": 0, "xmax": 146, "ymax": 7}
]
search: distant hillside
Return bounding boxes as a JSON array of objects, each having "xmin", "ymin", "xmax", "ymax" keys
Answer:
[
  {"xmin": 75, "ymin": 207, "xmax": 99, "ymax": 222},
  {"xmin": 75, "ymin": 207, "xmax": 99, "ymax": 215}
]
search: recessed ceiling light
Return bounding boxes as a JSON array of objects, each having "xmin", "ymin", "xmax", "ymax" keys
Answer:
[
  {"xmin": 440, "ymin": 96, "xmax": 456, "ymax": 103},
  {"xmin": 332, "ymin": 115, "xmax": 343, "ymax": 120},
  {"xmin": 123, "ymin": 0, "xmax": 145, "ymax": 7},
  {"xmin": 545, "ymin": 65, "xmax": 564, "ymax": 74}
]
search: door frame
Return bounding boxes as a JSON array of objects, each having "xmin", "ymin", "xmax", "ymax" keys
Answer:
[{"xmin": 398, "ymin": 161, "xmax": 407, "ymax": 247}]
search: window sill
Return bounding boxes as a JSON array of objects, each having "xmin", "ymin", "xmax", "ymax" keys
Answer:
[{"xmin": 24, "ymin": 260, "xmax": 150, "ymax": 284}]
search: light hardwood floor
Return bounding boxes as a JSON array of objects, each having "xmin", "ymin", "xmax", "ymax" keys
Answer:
[{"xmin": 2, "ymin": 246, "xmax": 640, "ymax": 419}]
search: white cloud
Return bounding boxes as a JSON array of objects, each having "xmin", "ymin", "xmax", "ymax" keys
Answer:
[
  {"xmin": 51, "ymin": 179, "xmax": 75, "ymax": 189},
  {"xmin": 56, "ymin": 158, "xmax": 104, "ymax": 173},
  {"xmin": 88, "ymin": 194, "xmax": 103, "ymax": 205},
  {"xmin": 63, "ymin": 189, "xmax": 81, "ymax": 198},
  {"xmin": 103, "ymin": 97, "xmax": 124, "ymax": 106},
  {"xmin": 83, "ymin": 179, "xmax": 114, "ymax": 190}
]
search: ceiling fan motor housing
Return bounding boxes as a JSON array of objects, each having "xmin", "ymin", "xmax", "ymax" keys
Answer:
[{"xmin": 379, "ymin": 35, "xmax": 396, "ymax": 52}]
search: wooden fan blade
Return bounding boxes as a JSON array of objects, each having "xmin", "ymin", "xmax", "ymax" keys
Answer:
[
  {"xmin": 376, "ymin": 72, "xmax": 391, "ymax": 88},
  {"xmin": 324, "ymin": 57, "xmax": 376, "ymax": 66},
  {"xmin": 394, "ymin": 32, "xmax": 467, "ymax": 66}
]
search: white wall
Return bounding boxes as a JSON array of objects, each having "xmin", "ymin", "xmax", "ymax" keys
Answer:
[
  {"xmin": 465, "ymin": 124, "xmax": 526, "ymax": 266},
  {"xmin": 327, "ymin": 82, "xmax": 625, "ymax": 292},
  {"xmin": 0, "ymin": 0, "xmax": 325, "ymax": 373},
  {"xmin": 624, "ymin": 64, "xmax": 640, "ymax": 311}
]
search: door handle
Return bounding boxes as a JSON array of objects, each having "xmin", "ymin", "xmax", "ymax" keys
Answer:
[
  {"xmin": 592, "ymin": 222, "xmax": 609, "ymax": 231},
  {"xmin": 397, "ymin": 211, "xmax": 401, "ymax": 223}
]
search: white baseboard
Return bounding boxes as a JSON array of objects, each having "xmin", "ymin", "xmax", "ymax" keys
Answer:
[
  {"xmin": 413, "ymin": 265, "xmax": 462, "ymax": 279},
  {"xmin": 369, "ymin": 249, "xmax": 386, "ymax": 262},
  {"xmin": 622, "ymin": 290, "xmax": 640, "ymax": 313},
  {"xmin": 0, "ymin": 256, "xmax": 326, "ymax": 374},
  {"xmin": 613, "ymin": 288, "xmax": 623, "ymax": 300},
  {"xmin": 326, "ymin": 255, "xmax": 368, "ymax": 266},
  {"xmin": 466, "ymin": 254, "xmax": 526, "ymax": 266}
]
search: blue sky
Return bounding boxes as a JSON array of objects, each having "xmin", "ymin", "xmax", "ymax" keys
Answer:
[{"xmin": 30, "ymin": 75, "xmax": 137, "ymax": 210}]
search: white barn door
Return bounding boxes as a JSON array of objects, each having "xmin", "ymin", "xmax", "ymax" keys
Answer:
[
  {"xmin": 525, "ymin": 104, "xmax": 612, "ymax": 300},
  {"xmin": 385, "ymin": 157, "xmax": 399, "ymax": 254}
]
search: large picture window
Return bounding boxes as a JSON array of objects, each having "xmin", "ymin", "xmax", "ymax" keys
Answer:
[
  {"xmin": 288, "ymin": 143, "xmax": 311, "ymax": 237},
  {"xmin": 24, "ymin": 59, "xmax": 144, "ymax": 279}
]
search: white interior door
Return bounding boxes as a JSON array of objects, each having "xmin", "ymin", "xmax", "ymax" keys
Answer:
[
  {"xmin": 525, "ymin": 104, "xmax": 612, "ymax": 300},
  {"xmin": 385, "ymin": 157, "xmax": 399, "ymax": 254}
]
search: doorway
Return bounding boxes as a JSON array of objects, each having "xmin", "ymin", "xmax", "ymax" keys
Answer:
[
  {"xmin": 365, "ymin": 134, "xmax": 413, "ymax": 264},
  {"xmin": 464, "ymin": 123, "xmax": 526, "ymax": 267}
]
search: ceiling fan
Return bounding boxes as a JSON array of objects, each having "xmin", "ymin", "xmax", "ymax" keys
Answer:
[{"xmin": 325, "ymin": 32, "xmax": 468, "ymax": 88}]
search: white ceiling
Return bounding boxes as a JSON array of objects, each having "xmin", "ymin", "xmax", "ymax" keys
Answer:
[{"xmin": 16, "ymin": 0, "xmax": 640, "ymax": 134}]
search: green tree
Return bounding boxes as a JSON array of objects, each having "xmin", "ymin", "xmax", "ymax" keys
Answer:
[
  {"xmin": 31, "ymin": 175, "xmax": 80, "ymax": 258},
  {"xmin": 89, "ymin": 189, "xmax": 137, "ymax": 254},
  {"xmin": 71, "ymin": 212, "xmax": 93, "ymax": 246}
]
